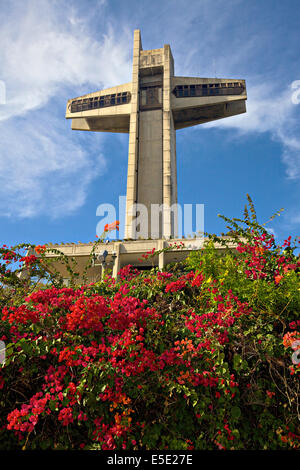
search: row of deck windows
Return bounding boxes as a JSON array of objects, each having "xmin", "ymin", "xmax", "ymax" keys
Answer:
[
  {"xmin": 173, "ymin": 82, "xmax": 244, "ymax": 98},
  {"xmin": 70, "ymin": 92, "xmax": 131, "ymax": 113},
  {"xmin": 69, "ymin": 82, "xmax": 244, "ymax": 113}
]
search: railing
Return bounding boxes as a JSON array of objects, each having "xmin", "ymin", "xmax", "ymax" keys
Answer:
[
  {"xmin": 173, "ymin": 82, "xmax": 245, "ymax": 98},
  {"xmin": 69, "ymin": 92, "xmax": 131, "ymax": 113}
]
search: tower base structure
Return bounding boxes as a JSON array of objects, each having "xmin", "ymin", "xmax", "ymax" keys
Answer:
[{"xmin": 42, "ymin": 237, "xmax": 238, "ymax": 283}]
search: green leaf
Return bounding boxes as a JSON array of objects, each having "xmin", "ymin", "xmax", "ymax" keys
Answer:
[
  {"xmin": 49, "ymin": 400, "xmax": 57, "ymax": 411},
  {"xmin": 233, "ymin": 354, "xmax": 242, "ymax": 370},
  {"xmin": 40, "ymin": 439, "xmax": 51, "ymax": 450},
  {"xmin": 231, "ymin": 406, "xmax": 241, "ymax": 420}
]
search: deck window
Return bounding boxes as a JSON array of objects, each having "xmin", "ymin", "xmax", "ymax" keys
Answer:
[
  {"xmin": 172, "ymin": 81, "xmax": 244, "ymax": 99},
  {"xmin": 70, "ymin": 92, "xmax": 131, "ymax": 113}
]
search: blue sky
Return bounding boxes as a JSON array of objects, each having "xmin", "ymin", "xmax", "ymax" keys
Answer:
[{"xmin": 0, "ymin": 0, "xmax": 299, "ymax": 247}]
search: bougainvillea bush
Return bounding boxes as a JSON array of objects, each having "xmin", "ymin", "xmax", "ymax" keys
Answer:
[{"xmin": 0, "ymin": 200, "xmax": 299, "ymax": 450}]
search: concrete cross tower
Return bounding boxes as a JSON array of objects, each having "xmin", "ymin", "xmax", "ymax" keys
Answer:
[{"xmin": 66, "ymin": 30, "xmax": 247, "ymax": 240}]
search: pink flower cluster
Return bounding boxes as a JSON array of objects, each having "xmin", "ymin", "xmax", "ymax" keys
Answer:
[
  {"xmin": 236, "ymin": 233, "xmax": 300, "ymax": 282},
  {"xmin": 7, "ymin": 393, "xmax": 48, "ymax": 433}
]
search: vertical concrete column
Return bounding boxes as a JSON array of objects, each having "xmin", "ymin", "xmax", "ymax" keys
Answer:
[
  {"xmin": 163, "ymin": 45, "xmax": 176, "ymax": 238},
  {"xmin": 158, "ymin": 239, "xmax": 165, "ymax": 271},
  {"xmin": 137, "ymin": 109, "xmax": 163, "ymax": 239},
  {"xmin": 125, "ymin": 30, "xmax": 142, "ymax": 239},
  {"xmin": 112, "ymin": 242, "xmax": 121, "ymax": 278},
  {"xmin": 170, "ymin": 112, "xmax": 178, "ymax": 237}
]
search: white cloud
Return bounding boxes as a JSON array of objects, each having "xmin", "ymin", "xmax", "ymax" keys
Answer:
[
  {"xmin": 0, "ymin": 0, "xmax": 299, "ymax": 223},
  {"xmin": 0, "ymin": 115, "xmax": 106, "ymax": 218},
  {"xmin": 158, "ymin": 1, "xmax": 300, "ymax": 185},
  {"xmin": 203, "ymin": 81, "xmax": 300, "ymax": 180},
  {"xmin": 265, "ymin": 227, "xmax": 277, "ymax": 239},
  {"xmin": 0, "ymin": 0, "xmax": 131, "ymax": 218},
  {"xmin": 288, "ymin": 212, "xmax": 300, "ymax": 226},
  {"xmin": 0, "ymin": 2, "xmax": 131, "ymax": 121}
]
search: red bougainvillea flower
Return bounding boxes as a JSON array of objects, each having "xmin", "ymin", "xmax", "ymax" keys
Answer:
[
  {"xmin": 2, "ymin": 228, "xmax": 299, "ymax": 450},
  {"xmin": 283, "ymin": 331, "xmax": 300, "ymax": 348},
  {"xmin": 34, "ymin": 245, "xmax": 46, "ymax": 255},
  {"xmin": 19, "ymin": 255, "xmax": 38, "ymax": 267},
  {"xmin": 104, "ymin": 221, "xmax": 120, "ymax": 232},
  {"xmin": 275, "ymin": 275, "xmax": 283, "ymax": 284},
  {"xmin": 65, "ymin": 295, "xmax": 110, "ymax": 334}
]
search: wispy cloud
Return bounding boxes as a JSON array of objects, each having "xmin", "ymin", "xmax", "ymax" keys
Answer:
[
  {"xmin": 0, "ymin": 0, "xmax": 131, "ymax": 218},
  {"xmin": 204, "ymin": 81, "xmax": 300, "ymax": 181},
  {"xmin": 163, "ymin": 2, "xmax": 300, "ymax": 185},
  {"xmin": 0, "ymin": 1, "xmax": 131, "ymax": 121},
  {"xmin": 150, "ymin": 1, "xmax": 300, "ymax": 185},
  {"xmin": 0, "ymin": 0, "xmax": 299, "ymax": 226},
  {"xmin": 0, "ymin": 114, "xmax": 106, "ymax": 218}
]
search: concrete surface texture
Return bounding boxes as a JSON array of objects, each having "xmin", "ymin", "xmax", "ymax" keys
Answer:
[
  {"xmin": 42, "ymin": 237, "xmax": 240, "ymax": 284},
  {"xmin": 66, "ymin": 30, "xmax": 247, "ymax": 240}
]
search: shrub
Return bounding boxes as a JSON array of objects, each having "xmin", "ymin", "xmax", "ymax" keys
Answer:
[{"xmin": 0, "ymin": 199, "xmax": 299, "ymax": 450}]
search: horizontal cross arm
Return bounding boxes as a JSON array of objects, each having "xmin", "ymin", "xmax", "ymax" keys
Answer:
[
  {"xmin": 171, "ymin": 76, "xmax": 246, "ymax": 130},
  {"xmin": 66, "ymin": 82, "xmax": 132, "ymax": 133}
]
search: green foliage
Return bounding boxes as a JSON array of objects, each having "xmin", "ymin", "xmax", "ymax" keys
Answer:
[{"xmin": 0, "ymin": 197, "xmax": 299, "ymax": 450}]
